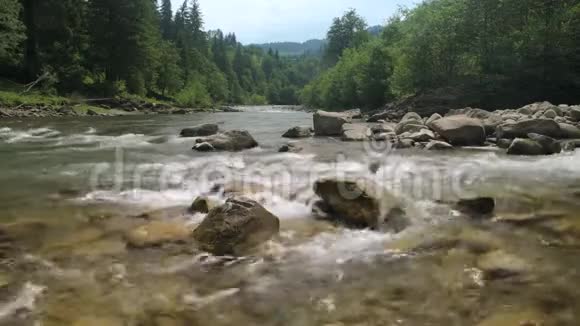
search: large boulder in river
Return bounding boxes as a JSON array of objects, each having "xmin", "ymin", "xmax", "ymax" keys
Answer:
[
  {"xmin": 497, "ymin": 119, "xmax": 561, "ymax": 139},
  {"xmin": 313, "ymin": 179, "xmax": 404, "ymax": 230},
  {"xmin": 193, "ymin": 130, "xmax": 258, "ymax": 152},
  {"xmin": 193, "ymin": 197, "xmax": 280, "ymax": 255},
  {"xmin": 180, "ymin": 124, "xmax": 219, "ymax": 137},
  {"xmin": 313, "ymin": 110, "xmax": 352, "ymax": 136},
  {"xmin": 282, "ymin": 126, "xmax": 312, "ymax": 138},
  {"xmin": 428, "ymin": 115, "xmax": 486, "ymax": 146},
  {"xmin": 507, "ymin": 138, "xmax": 549, "ymax": 156}
]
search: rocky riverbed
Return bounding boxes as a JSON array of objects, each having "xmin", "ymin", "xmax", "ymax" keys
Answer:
[{"xmin": 1, "ymin": 105, "xmax": 580, "ymax": 325}]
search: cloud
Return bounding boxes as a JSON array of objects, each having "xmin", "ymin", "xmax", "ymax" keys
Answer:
[{"xmin": 170, "ymin": 0, "xmax": 417, "ymax": 44}]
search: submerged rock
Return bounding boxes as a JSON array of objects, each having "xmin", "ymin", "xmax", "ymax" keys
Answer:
[
  {"xmin": 193, "ymin": 130, "xmax": 258, "ymax": 152},
  {"xmin": 476, "ymin": 250, "xmax": 531, "ymax": 280},
  {"xmin": 180, "ymin": 124, "xmax": 219, "ymax": 137},
  {"xmin": 425, "ymin": 140, "xmax": 453, "ymax": 150},
  {"xmin": 313, "ymin": 110, "xmax": 351, "ymax": 136},
  {"xmin": 528, "ymin": 133, "xmax": 562, "ymax": 154},
  {"xmin": 313, "ymin": 178, "xmax": 404, "ymax": 230},
  {"xmin": 193, "ymin": 197, "xmax": 280, "ymax": 255},
  {"xmin": 278, "ymin": 143, "xmax": 303, "ymax": 153},
  {"xmin": 282, "ymin": 126, "xmax": 312, "ymax": 138},
  {"xmin": 189, "ymin": 196, "xmax": 220, "ymax": 214},
  {"xmin": 125, "ymin": 221, "xmax": 194, "ymax": 248},
  {"xmin": 456, "ymin": 198, "xmax": 495, "ymax": 217},
  {"xmin": 507, "ymin": 138, "xmax": 547, "ymax": 156},
  {"xmin": 429, "ymin": 115, "xmax": 486, "ymax": 146},
  {"xmin": 193, "ymin": 142, "xmax": 215, "ymax": 152}
]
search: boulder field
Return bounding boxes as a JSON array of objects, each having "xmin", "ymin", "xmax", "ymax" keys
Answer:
[{"xmin": 304, "ymin": 102, "xmax": 580, "ymax": 156}]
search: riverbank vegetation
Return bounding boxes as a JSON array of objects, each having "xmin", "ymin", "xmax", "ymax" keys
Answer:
[
  {"xmin": 1, "ymin": 0, "xmax": 579, "ymax": 111},
  {"xmin": 0, "ymin": 0, "xmax": 321, "ymax": 107},
  {"xmin": 303, "ymin": 0, "xmax": 580, "ymax": 111}
]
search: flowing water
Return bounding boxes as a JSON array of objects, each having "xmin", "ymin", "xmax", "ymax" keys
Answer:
[{"xmin": 1, "ymin": 106, "xmax": 580, "ymax": 325}]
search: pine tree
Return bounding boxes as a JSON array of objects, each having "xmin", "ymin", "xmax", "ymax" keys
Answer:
[
  {"xmin": 88, "ymin": 0, "xmax": 161, "ymax": 95},
  {"xmin": 159, "ymin": 0, "xmax": 173, "ymax": 40}
]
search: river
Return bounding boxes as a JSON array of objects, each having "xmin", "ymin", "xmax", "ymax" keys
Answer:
[{"xmin": 1, "ymin": 106, "xmax": 580, "ymax": 325}]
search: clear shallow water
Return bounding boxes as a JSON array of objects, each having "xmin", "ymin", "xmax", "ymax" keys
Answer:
[{"xmin": 1, "ymin": 106, "xmax": 580, "ymax": 325}]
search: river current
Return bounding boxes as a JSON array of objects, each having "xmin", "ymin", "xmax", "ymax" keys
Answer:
[{"xmin": 1, "ymin": 106, "xmax": 580, "ymax": 325}]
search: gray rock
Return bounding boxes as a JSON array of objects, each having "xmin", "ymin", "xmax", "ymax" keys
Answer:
[
  {"xmin": 429, "ymin": 115, "xmax": 486, "ymax": 146},
  {"xmin": 466, "ymin": 108, "xmax": 492, "ymax": 120},
  {"xmin": 402, "ymin": 129, "xmax": 435, "ymax": 142},
  {"xmin": 507, "ymin": 138, "xmax": 547, "ymax": 156},
  {"xmin": 395, "ymin": 138, "xmax": 415, "ymax": 149},
  {"xmin": 189, "ymin": 196, "xmax": 219, "ymax": 214},
  {"xmin": 374, "ymin": 132, "xmax": 397, "ymax": 142},
  {"xmin": 528, "ymin": 133, "xmax": 561, "ymax": 154},
  {"xmin": 557, "ymin": 123, "xmax": 580, "ymax": 139},
  {"xmin": 193, "ymin": 197, "xmax": 280, "ymax": 255},
  {"xmin": 278, "ymin": 143, "xmax": 303, "ymax": 153},
  {"xmin": 426, "ymin": 113, "xmax": 442, "ymax": 125},
  {"xmin": 543, "ymin": 109, "xmax": 558, "ymax": 119},
  {"xmin": 371, "ymin": 123, "xmax": 395, "ymax": 134},
  {"xmin": 282, "ymin": 126, "xmax": 313, "ymax": 138},
  {"xmin": 395, "ymin": 120, "xmax": 425, "ymax": 135},
  {"xmin": 194, "ymin": 130, "xmax": 258, "ymax": 152},
  {"xmin": 496, "ymin": 138, "xmax": 514, "ymax": 149},
  {"xmin": 482, "ymin": 114, "xmax": 503, "ymax": 135},
  {"xmin": 193, "ymin": 142, "xmax": 215, "ymax": 152},
  {"xmin": 313, "ymin": 178, "xmax": 403, "ymax": 230},
  {"xmin": 401, "ymin": 112, "xmax": 422, "ymax": 122},
  {"xmin": 342, "ymin": 123, "xmax": 371, "ymax": 142},
  {"xmin": 180, "ymin": 123, "xmax": 219, "ymax": 137},
  {"xmin": 425, "ymin": 140, "xmax": 453, "ymax": 150},
  {"xmin": 517, "ymin": 107, "xmax": 532, "ymax": 116},
  {"xmin": 569, "ymin": 107, "xmax": 580, "ymax": 122},
  {"xmin": 497, "ymin": 119, "xmax": 562, "ymax": 139},
  {"xmin": 313, "ymin": 110, "xmax": 351, "ymax": 136}
]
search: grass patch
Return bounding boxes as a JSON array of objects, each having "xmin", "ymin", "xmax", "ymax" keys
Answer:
[
  {"xmin": 72, "ymin": 104, "xmax": 129, "ymax": 115},
  {"xmin": 0, "ymin": 90, "xmax": 69, "ymax": 107}
]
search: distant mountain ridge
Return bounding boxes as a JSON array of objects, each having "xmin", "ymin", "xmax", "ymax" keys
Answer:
[
  {"xmin": 252, "ymin": 39, "xmax": 326, "ymax": 57},
  {"xmin": 252, "ymin": 26, "xmax": 384, "ymax": 57}
]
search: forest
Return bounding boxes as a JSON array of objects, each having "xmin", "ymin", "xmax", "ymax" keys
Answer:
[
  {"xmin": 303, "ymin": 0, "xmax": 580, "ymax": 110},
  {"xmin": 1, "ymin": 0, "xmax": 579, "ymax": 110},
  {"xmin": 0, "ymin": 0, "xmax": 321, "ymax": 107}
]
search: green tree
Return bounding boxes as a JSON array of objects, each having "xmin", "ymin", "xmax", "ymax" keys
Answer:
[
  {"xmin": 0, "ymin": 0, "xmax": 26, "ymax": 67},
  {"xmin": 88, "ymin": 0, "xmax": 161, "ymax": 95},
  {"xmin": 324, "ymin": 9, "xmax": 369, "ymax": 66},
  {"xmin": 159, "ymin": 0, "xmax": 173, "ymax": 40}
]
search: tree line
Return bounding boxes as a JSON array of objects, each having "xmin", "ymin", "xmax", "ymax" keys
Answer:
[
  {"xmin": 0, "ymin": 0, "xmax": 321, "ymax": 106},
  {"xmin": 303, "ymin": 0, "xmax": 580, "ymax": 111}
]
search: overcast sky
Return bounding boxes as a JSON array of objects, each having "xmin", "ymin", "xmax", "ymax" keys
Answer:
[{"xmin": 170, "ymin": 0, "xmax": 417, "ymax": 44}]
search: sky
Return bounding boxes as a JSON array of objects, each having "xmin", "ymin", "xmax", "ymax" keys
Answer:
[{"xmin": 170, "ymin": 0, "xmax": 418, "ymax": 44}]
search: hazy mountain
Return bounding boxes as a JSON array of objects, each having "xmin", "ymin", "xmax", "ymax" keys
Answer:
[
  {"xmin": 367, "ymin": 25, "xmax": 384, "ymax": 36},
  {"xmin": 253, "ymin": 39, "xmax": 326, "ymax": 56}
]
